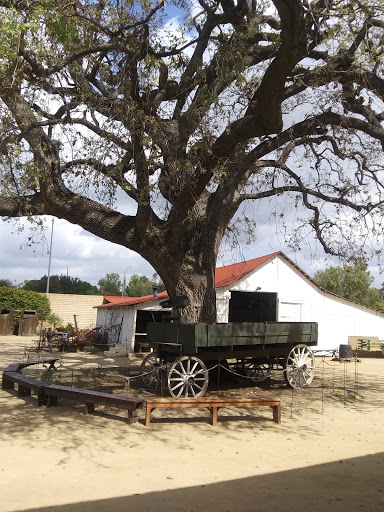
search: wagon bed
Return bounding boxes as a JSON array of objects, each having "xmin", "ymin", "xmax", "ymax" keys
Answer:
[
  {"xmin": 142, "ymin": 320, "xmax": 318, "ymax": 397},
  {"xmin": 147, "ymin": 320, "xmax": 317, "ymax": 352}
]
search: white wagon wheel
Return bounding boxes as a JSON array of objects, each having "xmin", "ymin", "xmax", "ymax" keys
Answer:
[
  {"xmin": 167, "ymin": 356, "xmax": 209, "ymax": 398},
  {"xmin": 285, "ymin": 344, "xmax": 315, "ymax": 388},
  {"xmin": 140, "ymin": 351, "xmax": 164, "ymax": 393}
]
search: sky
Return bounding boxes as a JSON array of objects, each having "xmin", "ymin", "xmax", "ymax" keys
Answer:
[{"xmin": 1, "ymin": 213, "xmax": 382, "ymax": 291}]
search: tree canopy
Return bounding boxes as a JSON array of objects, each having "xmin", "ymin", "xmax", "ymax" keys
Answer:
[
  {"xmin": 0, "ymin": 278, "xmax": 14, "ymax": 287},
  {"xmin": 0, "ymin": 1, "xmax": 384, "ymax": 321},
  {"xmin": 98, "ymin": 273, "xmax": 122, "ymax": 296},
  {"xmin": 125, "ymin": 273, "xmax": 165, "ymax": 296},
  {"xmin": 314, "ymin": 262, "xmax": 383, "ymax": 309},
  {"xmin": 22, "ymin": 274, "xmax": 99, "ymax": 294}
]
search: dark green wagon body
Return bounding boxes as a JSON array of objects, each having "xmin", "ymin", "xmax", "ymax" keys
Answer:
[
  {"xmin": 147, "ymin": 321, "xmax": 318, "ymax": 358},
  {"xmin": 143, "ymin": 321, "xmax": 318, "ymax": 395}
]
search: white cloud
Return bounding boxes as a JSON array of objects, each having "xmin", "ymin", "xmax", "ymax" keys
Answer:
[
  {"xmin": 1, "ymin": 212, "xmax": 382, "ymax": 291},
  {"xmin": 0, "ymin": 218, "xmax": 155, "ymax": 288}
]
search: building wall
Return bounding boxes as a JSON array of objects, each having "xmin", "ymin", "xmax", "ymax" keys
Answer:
[
  {"xmin": 44, "ymin": 293, "xmax": 102, "ymax": 329},
  {"xmin": 96, "ymin": 300, "xmax": 169, "ymax": 349},
  {"xmin": 216, "ymin": 256, "xmax": 384, "ymax": 351},
  {"xmin": 96, "ymin": 307, "xmax": 133, "ymax": 345}
]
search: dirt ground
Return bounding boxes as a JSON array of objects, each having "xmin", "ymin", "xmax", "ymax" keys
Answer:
[{"xmin": 0, "ymin": 335, "xmax": 383, "ymax": 512}]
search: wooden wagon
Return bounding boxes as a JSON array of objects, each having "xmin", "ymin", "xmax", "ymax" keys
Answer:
[{"xmin": 141, "ymin": 318, "xmax": 318, "ymax": 397}]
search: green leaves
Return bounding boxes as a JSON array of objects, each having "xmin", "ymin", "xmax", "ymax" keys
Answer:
[
  {"xmin": 314, "ymin": 262, "xmax": 383, "ymax": 309},
  {"xmin": 0, "ymin": 286, "xmax": 51, "ymax": 329},
  {"xmin": 50, "ymin": 12, "xmax": 79, "ymax": 48},
  {"xmin": 0, "ymin": 8, "xmax": 34, "ymax": 72}
]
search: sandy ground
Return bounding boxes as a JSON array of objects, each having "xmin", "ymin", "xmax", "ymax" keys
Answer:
[{"xmin": 0, "ymin": 336, "xmax": 383, "ymax": 512}]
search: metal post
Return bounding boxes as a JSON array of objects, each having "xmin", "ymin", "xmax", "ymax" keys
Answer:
[
  {"xmin": 122, "ymin": 267, "xmax": 131, "ymax": 296},
  {"xmin": 46, "ymin": 218, "xmax": 54, "ymax": 293}
]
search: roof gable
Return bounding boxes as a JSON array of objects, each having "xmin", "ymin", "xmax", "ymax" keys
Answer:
[{"xmin": 214, "ymin": 252, "xmax": 279, "ymax": 287}]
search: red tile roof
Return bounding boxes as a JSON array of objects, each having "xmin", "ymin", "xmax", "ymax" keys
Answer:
[
  {"xmin": 214, "ymin": 252, "xmax": 278, "ymax": 287},
  {"xmin": 97, "ymin": 253, "xmax": 280, "ymax": 308},
  {"xmin": 99, "ymin": 290, "xmax": 168, "ymax": 308}
]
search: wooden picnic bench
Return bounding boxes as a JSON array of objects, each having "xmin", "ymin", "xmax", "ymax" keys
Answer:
[
  {"xmin": 144, "ymin": 396, "xmax": 281, "ymax": 427},
  {"xmin": 2, "ymin": 372, "xmax": 48, "ymax": 406},
  {"xmin": 44, "ymin": 385, "xmax": 144, "ymax": 424}
]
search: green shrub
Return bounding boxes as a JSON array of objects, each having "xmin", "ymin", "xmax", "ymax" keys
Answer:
[
  {"xmin": 0, "ymin": 287, "xmax": 51, "ymax": 330},
  {"xmin": 45, "ymin": 312, "xmax": 63, "ymax": 328}
]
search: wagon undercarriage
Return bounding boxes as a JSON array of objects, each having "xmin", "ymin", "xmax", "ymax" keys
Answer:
[{"xmin": 141, "ymin": 340, "xmax": 317, "ymax": 398}]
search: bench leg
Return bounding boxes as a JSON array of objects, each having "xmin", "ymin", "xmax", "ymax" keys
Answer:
[
  {"xmin": 1, "ymin": 376, "xmax": 14, "ymax": 390},
  {"xmin": 145, "ymin": 406, "xmax": 153, "ymax": 427},
  {"xmin": 85, "ymin": 403, "xmax": 95, "ymax": 414},
  {"xmin": 128, "ymin": 409, "xmax": 139, "ymax": 425},
  {"xmin": 18, "ymin": 385, "xmax": 32, "ymax": 397},
  {"xmin": 46, "ymin": 395, "xmax": 58, "ymax": 407},
  {"xmin": 272, "ymin": 405, "xmax": 281, "ymax": 424},
  {"xmin": 37, "ymin": 391, "xmax": 48, "ymax": 407},
  {"xmin": 209, "ymin": 406, "xmax": 218, "ymax": 426}
]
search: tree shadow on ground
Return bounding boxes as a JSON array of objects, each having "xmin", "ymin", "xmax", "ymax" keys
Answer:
[{"xmin": 13, "ymin": 452, "xmax": 384, "ymax": 512}]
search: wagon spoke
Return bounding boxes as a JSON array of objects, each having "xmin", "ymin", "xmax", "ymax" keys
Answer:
[
  {"xmin": 170, "ymin": 381, "xmax": 184, "ymax": 392},
  {"xmin": 178, "ymin": 363, "xmax": 187, "ymax": 375},
  {"xmin": 191, "ymin": 361, "xmax": 199, "ymax": 373},
  {"xmin": 176, "ymin": 386, "xmax": 185, "ymax": 398}
]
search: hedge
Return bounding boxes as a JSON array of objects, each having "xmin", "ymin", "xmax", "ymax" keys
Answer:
[{"xmin": 0, "ymin": 287, "xmax": 51, "ymax": 330}]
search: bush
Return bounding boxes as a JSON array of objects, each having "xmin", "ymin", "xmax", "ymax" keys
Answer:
[
  {"xmin": 45, "ymin": 313, "xmax": 63, "ymax": 328},
  {"xmin": 0, "ymin": 287, "xmax": 51, "ymax": 330}
]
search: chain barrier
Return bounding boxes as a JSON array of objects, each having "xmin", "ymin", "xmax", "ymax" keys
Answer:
[{"xmin": 124, "ymin": 359, "xmax": 278, "ymax": 386}]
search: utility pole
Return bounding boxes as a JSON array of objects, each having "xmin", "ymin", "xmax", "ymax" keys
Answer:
[{"xmin": 46, "ymin": 218, "xmax": 54, "ymax": 293}]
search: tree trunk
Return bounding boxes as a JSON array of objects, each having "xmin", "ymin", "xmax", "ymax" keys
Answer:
[
  {"xmin": 149, "ymin": 254, "xmax": 217, "ymax": 323},
  {"xmin": 139, "ymin": 221, "xmax": 220, "ymax": 323}
]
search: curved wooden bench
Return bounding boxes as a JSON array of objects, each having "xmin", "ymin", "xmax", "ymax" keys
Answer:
[
  {"xmin": 4, "ymin": 359, "xmax": 59, "ymax": 374},
  {"xmin": 2, "ymin": 372, "xmax": 48, "ymax": 406},
  {"xmin": 3, "ymin": 363, "xmax": 24, "ymax": 373},
  {"xmin": 2, "ymin": 362, "xmax": 144, "ymax": 424},
  {"xmin": 44, "ymin": 385, "xmax": 143, "ymax": 424},
  {"xmin": 145, "ymin": 396, "xmax": 281, "ymax": 426}
]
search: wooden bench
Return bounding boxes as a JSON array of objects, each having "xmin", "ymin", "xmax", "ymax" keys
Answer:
[
  {"xmin": 2, "ymin": 372, "xmax": 48, "ymax": 406},
  {"xmin": 144, "ymin": 396, "xmax": 281, "ymax": 427},
  {"xmin": 3, "ymin": 363, "xmax": 24, "ymax": 373},
  {"xmin": 4, "ymin": 359, "xmax": 59, "ymax": 374},
  {"xmin": 44, "ymin": 385, "xmax": 144, "ymax": 424}
]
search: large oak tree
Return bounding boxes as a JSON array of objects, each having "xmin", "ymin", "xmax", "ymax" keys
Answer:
[{"xmin": 0, "ymin": 0, "xmax": 384, "ymax": 321}]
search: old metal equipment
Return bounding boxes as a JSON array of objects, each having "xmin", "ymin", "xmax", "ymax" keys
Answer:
[{"xmin": 141, "ymin": 315, "xmax": 318, "ymax": 397}]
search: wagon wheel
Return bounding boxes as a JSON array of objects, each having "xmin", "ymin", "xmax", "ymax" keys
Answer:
[
  {"xmin": 285, "ymin": 344, "xmax": 315, "ymax": 388},
  {"xmin": 141, "ymin": 351, "xmax": 164, "ymax": 393},
  {"xmin": 228, "ymin": 359, "xmax": 272, "ymax": 383},
  {"xmin": 243, "ymin": 361, "xmax": 272, "ymax": 382},
  {"xmin": 167, "ymin": 356, "xmax": 209, "ymax": 398}
]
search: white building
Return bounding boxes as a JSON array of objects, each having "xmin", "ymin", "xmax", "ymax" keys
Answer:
[{"xmin": 96, "ymin": 251, "xmax": 384, "ymax": 353}]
